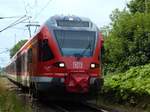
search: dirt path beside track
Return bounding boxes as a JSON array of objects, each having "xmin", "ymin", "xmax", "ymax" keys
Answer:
[{"xmin": 0, "ymin": 76, "xmax": 31, "ymax": 112}]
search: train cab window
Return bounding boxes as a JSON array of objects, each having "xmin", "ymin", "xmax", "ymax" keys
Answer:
[
  {"xmin": 28, "ymin": 49, "xmax": 32, "ymax": 63},
  {"xmin": 39, "ymin": 39, "xmax": 54, "ymax": 61},
  {"xmin": 54, "ymin": 30, "xmax": 96, "ymax": 57}
]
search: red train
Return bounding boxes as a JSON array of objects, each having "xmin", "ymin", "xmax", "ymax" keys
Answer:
[{"xmin": 5, "ymin": 15, "xmax": 104, "ymax": 98}]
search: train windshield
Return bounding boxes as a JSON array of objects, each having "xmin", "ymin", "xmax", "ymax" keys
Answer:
[{"xmin": 54, "ymin": 30, "xmax": 96, "ymax": 57}]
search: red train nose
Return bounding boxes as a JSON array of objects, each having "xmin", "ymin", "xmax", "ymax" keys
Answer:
[{"xmin": 65, "ymin": 74, "xmax": 89, "ymax": 93}]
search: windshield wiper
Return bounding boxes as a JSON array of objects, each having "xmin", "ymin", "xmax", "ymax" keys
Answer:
[
  {"xmin": 80, "ymin": 43, "xmax": 91, "ymax": 56},
  {"xmin": 74, "ymin": 42, "xmax": 92, "ymax": 60},
  {"xmin": 73, "ymin": 44, "xmax": 91, "ymax": 60}
]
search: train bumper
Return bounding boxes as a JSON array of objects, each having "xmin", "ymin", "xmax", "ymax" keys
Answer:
[{"xmin": 31, "ymin": 76, "xmax": 103, "ymax": 94}]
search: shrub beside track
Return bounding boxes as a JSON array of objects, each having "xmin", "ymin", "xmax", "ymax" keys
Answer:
[{"xmin": 102, "ymin": 64, "xmax": 150, "ymax": 111}]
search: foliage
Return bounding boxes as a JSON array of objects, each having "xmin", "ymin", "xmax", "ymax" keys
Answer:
[
  {"xmin": 10, "ymin": 39, "xmax": 28, "ymax": 58},
  {"xmin": 127, "ymin": 0, "xmax": 150, "ymax": 13},
  {"xmin": 100, "ymin": 25, "xmax": 111, "ymax": 38},
  {"xmin": 103, "ymin": 1, "xmax": 150, "ymax": 72},
  {"xmin": 103, "ymin": 64, "xmax": 150, "ymax": 104},
  {"xmin": 101, "ymin": 1, "xmax": 150, "ymax": 109}
]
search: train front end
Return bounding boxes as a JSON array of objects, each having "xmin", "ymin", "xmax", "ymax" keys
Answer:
[{"xmin": 38, "ymin": 16, "xmax": 104, "ymax": 94}]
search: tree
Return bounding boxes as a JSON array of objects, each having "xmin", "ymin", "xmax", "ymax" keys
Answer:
[
  {"xmin": 104, "ymin": 0, "xmax": 150, "ymax": 73},
  {"xmin": 100, "ymin": 25, "xmax": 111, "ymax": 38},
  {"xmin": 127, "ymin": 0, "xmax": 150, "ymax": 13},
  {"xmin": 10, "ymin": 39, "xmax": 28, "ymax": 58}
]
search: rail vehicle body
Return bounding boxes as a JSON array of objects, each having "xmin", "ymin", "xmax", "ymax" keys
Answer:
[{"xmin": 5, "ymin": 15, "xmax": 104, "ymax": 97}]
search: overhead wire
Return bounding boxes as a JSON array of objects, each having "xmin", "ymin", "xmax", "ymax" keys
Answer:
[
  {"xmin": 0, "ymin": 16, "xmax": 26, "ymax": 19},
  {"xmin": 22, "ymin": 0, "xmax": 35, "ymax": 37},
  {"xmin": 33, "ymin": 0, "xmax": 53, "ymax": 20},
  {"xmin": 0, "ymin": 16, "xmax": 31, "ymax": 33},
  {"xmin": 22, "ymin": 0, "xmax": 29, "ymax": 14},
  {"xmin": 10, "ymin": 27, "xmax": 28, "ymax": 30},
  {"xmin": 0, "ymin": 15, "xmax": 26, "ymax": 32},
  {"xmin": 0, "ymin": 49, "xmax": 10, "ymax": 54},
  {"xmin": 0, "ymin": 1, "xmax": 32, "ymax": 67}
]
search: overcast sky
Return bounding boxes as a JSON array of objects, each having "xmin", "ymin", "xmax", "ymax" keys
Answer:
[{"xmin": 0, "ymin": 0, "xmax": 130, "ymax": 67}]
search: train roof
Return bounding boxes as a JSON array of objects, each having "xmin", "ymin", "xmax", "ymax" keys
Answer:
[
  {"xmin": 45, "ymin": 15, "xmax": 99, "ymax": 31},
  {"xmin": 50, "ymin": 15, "xmax": 91, "ymax": 22}
]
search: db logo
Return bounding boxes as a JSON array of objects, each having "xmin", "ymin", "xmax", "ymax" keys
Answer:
[{"xmin": 73, "ymin": 62, "xmax": 83, "ymax": 69}]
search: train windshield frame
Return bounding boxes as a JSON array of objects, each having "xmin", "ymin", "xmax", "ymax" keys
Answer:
[{"xmin": 54, "ymin": 30, "xmax": 97, "ymax": 57}]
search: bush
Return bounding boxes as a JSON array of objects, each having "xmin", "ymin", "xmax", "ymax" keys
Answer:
[
  {"xmin": 104, "ymin": 11, "xmax": 150, "ymax": 72},
  {"xmin": 103, "ymin": 64, "xmax": 150, "ymax": 103}
]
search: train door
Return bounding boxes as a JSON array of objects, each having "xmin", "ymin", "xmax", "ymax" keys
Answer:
[
  {"xmin": 23, "ymin": 52, "xmax": 28, "ymax": 86},
  {"xmin": 27, "ymin": 41, "xmax": 38, "ymax": 88},
  {"xmin": 16, "ymin": 53, "xmax": 22, "ymax": 84},
  {"xmin": 21, "ymin": 54, "xmax": 25, "ymax": 85},
  {"xmin": 27, "ymin": 48, "xmax": 33, "ymax": 85},
  {"xmin": 32, "ymin": 41, "xmax": 38, "ymax": 76}
]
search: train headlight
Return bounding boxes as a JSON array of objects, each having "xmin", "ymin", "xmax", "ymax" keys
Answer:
[
  {"xmin": 90, "ymin": 63, "xmax": 96, "ymax": 69},
  {"xmin": 59, "ymin": 62, "xmax": 65, "ymax": 68}
]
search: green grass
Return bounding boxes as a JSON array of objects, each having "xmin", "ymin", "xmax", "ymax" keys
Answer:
[{"xmin": 0, "ymin": 77, "xmax": 32, "ymax": 112}]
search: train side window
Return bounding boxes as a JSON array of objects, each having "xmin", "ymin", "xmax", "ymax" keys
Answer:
[
  {"xmin": 39, "ymin": 39, "xmax": 54, "ymax": 61},
  {"xmin": 28, "ymin": 49, "xmax": 32, "ymax": 63}
]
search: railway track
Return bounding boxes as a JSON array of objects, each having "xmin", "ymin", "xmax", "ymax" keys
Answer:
[
  {"xmin": 51, "ymin": 101, "xmax": 123, "ymax": 112},
  {"xmin": 52, "ymin": 102, "xmax": 107, "ymax": 112},
  {"xmin": 5, "ymin": 77, "xmax": 122, "ymax": 112}
]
